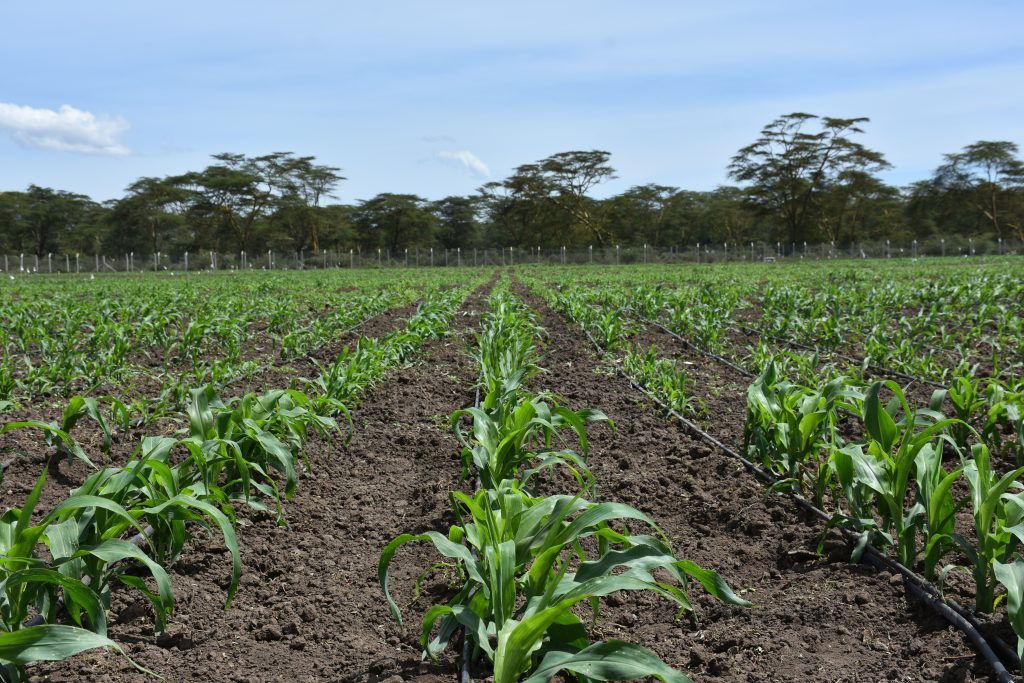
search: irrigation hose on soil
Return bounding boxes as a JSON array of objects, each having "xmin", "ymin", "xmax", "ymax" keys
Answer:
[
  {"xmin": 574, "ymin": 321, "xmax": 1019, "ymax": 682},
  {"xmin": 631, "ymin": 307, "xmax": 947, "ymax": 391},
  {"xmin": 732, "ymin": 321, "xmax": 947, "ymax": 389}
]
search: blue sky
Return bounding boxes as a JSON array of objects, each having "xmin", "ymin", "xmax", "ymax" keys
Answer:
[{"xmin": 1, "ymin": 1, "xmax": 1022, "ymax": 202}]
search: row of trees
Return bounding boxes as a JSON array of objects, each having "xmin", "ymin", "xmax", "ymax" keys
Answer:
[{"xmin": 1, "ymin": 113, "xmax": 1022, "ymax": 259}]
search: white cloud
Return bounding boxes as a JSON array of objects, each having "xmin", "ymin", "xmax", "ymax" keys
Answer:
[
  {"xmin": 0, "ymin": 102, "xmax": 130, "ymax": 155},
  {"xmin": 435, "ymin": 150, "xmax": 490, "ymax": 178}
]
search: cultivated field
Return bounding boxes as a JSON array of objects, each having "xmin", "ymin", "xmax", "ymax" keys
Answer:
[{"xmin": 1, "ymin": 259, "xmax": 1023, "ymax": 682}]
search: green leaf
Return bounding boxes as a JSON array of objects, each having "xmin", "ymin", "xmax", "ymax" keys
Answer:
[
  {"xmin": 994, "ymin": 559, "xmax": 1024, "ymax": 664},
  {"xmin": 523, "ymin": 640, "xmax": 692, "ymax": 683},
  {"xmin": 864, "ymin": 382, "xmax": 898, "ymax": 453},
  {"xmin": 0, "ymin": 625, "xmax": 141, "ymax": 670}
]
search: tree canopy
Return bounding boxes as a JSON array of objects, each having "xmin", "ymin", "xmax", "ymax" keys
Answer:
[{"xmin": 1, "ymin": 118, "xmax": 1022, "ymax": 261}]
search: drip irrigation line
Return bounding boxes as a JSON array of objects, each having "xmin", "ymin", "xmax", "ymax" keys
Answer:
[
  {"xmin": 629, "ymin": 310, "xmax": 955, "ymax": 433},
  {"xmin": 903, "ymin": 581, "xmax": 1014, "ymax": 683},
  {"xmin": 637, "ymin": 315, "xmax": 754, "ymax": 379},
  {"xmin": 731, "ymin": 321, "xmax": 947, "ymax": 389},
  {"xmin": 571, "ymin": 315, "xmax": 1021, "ymax": 680},
  {"xmin": 632, "ymin": 306, "xmax": 947, "ymax": 392}
]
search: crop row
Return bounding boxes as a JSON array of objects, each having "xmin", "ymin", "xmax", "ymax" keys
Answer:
[
  {"xmin": 0, "ymin": 270, "xmax": 472, "ymax": 406},
  {"xmin": 380, "ymin": 279, "xmax": 748, "ymax": 682},
  {"xmin": 527, "ymin": 261, "xmax": 1024, "ymax": 384},
  {"xmin": 521, "ymin": 266, "xmax": 1024, "ymax": 678},
  {"xmin": 0, "ymin": 280, "xmax": 475, "ymax": 680}
]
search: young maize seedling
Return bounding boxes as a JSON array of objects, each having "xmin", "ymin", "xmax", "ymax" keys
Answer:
[
  {"xmin": 834, "ymin": 381, "xmax": 959, "ymax": 569},
  {"xmin": 380, "ymin": 480, "xmax": 749, "ymax": 682},
  {"xmin": 623, "ymin": 345, "xmax": 705, "ymax": 420},
  {"xmin": 0, "ymin": 474, "xmax": 150, "ymax": 681},
  {"xmin": 452, "ymin": 390, "xmax": 609, "ymax": 491},
  {"xmin": 955, "ymin": 444, "xmax": 1024, "ymax": 613}
]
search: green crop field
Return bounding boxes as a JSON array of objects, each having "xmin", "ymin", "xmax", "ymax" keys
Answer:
[{"xmin": 1, "ymin": 258, "xmax": 1023, "ymax": 682}]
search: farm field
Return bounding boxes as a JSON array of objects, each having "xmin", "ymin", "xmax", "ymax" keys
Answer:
[{"xmin": 1, "ymin": 259, "xmax": 1023, "ymax": 682}]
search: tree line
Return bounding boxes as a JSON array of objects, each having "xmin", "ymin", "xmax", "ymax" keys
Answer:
[{"xmin": 1, "ymin": 113, "xmax": 1022, "ymax": 260}]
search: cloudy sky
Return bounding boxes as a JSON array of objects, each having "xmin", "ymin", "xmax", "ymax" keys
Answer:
[{"xmin": 1, "ymin": 1, "xmax": 1022, "ymax": 202}]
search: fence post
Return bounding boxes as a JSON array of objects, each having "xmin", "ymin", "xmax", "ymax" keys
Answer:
[
  {"xmin": 941, "ymin": 238, "xmax": 945, "ymax": 257},
  {"xmin": 615, "ymin": 245, "xmax": 620, "ymax": 265},
  {"xmin": 48, "ymin": 253, "xmax": 52, "ymax": 273},
  {"xmin": 430, "ymin": 247, "xmax": 434, "ymax": 267},
  {"xmin": 724, "ymin": 242, "xmax": 728, "ymax": 261},
  {"xmin": 589, "ymin": 245, "xmax": 592, "ymax": 264},
  {"xmin": 457, "ymin": 247, "xmax": 461, "ymax": 266},
  {"xmin": 65, "ymin": 254, "xmax": 69, "ymax": 272},
  {"xmin": 509, "ymin": 246, "xmax": 514, "ymax": 266},
  {"xmin": 76, "ymin": 253, "xmax": 80, "ymax": 273}
]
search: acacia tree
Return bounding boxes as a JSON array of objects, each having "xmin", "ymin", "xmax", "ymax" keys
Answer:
[
  {"xmin": 274, "ymin": 156, "xmax": 345, "ymax": 252},
  {"xmin": 173, "ymin": 152, "xmax": 292, "ymax": 253},
  {"xmin": 816, "ymin": 170, "xmax": 901, "ymax": 245},
  {"xmin": 110, "ymin": 177, "xmax": 190, "ymax": 256},
  {"xmin": 538, "ymin": 150, "xmax": 616, "ymax": 246},
  {"xmin": 729, "ymin": 113, "xmax": 890, "ymax": 246},
  {"xmin": 4, "ymin": 186, "xmax": 97, "ymax": 258},
  {"xmin": 431, "ymin": 195, "xmax": 481, "ymax": 249},
  {"xmin": 603, "ymin": 184, "xmax": 677, "ymax": 247},
  {"xmin": 479, "ymin": 164, "xmax": 561, "ymax": 248},
  {"xmin": 351, "ymin": 193, "xmax": 437, "ymax": 254},
  {"xmin": 933, "ymin": 141, "xmax": 1024, "ymax": 241}
]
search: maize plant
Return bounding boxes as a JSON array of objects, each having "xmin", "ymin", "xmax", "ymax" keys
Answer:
[
  {"xmin": 830, "ymin": 382, "xmax": 960, "ymax": 569},
  {"xmin": 743, "ymin": 363, "xmax": 858, "ymax": 504},
  {"xmin": 472, "ymin": 289, "xmax": 544, "ymax": 398},
  {"xmin": 380, "ymin": 479, "xmax": 750, "ymax": 683},
  {"xmin": 0, "ymin": 473, "xmax": 151, "ymax": 681},
  {"xmin": 623, "ymin": 345, "xmax": 705, "ymax": 420},
  {"xmin": 184, "ymin": 387, "xmax": 338, "ymax": 518},
  {"xmin": 983, "ymin": 380, "xmax": 1024, "ymax": 466},
  {"xmin": 452, "ymin": 390, "xmax": 609, "ymax": 491},
  {"xmin": 954, "ymin": 444, "xmax": 1024, "ymax": 613}
]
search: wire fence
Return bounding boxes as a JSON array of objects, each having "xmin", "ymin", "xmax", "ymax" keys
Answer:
[{"xmin": 1, "ymin": 237, "xmax": 1021, "ymax": 274}]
